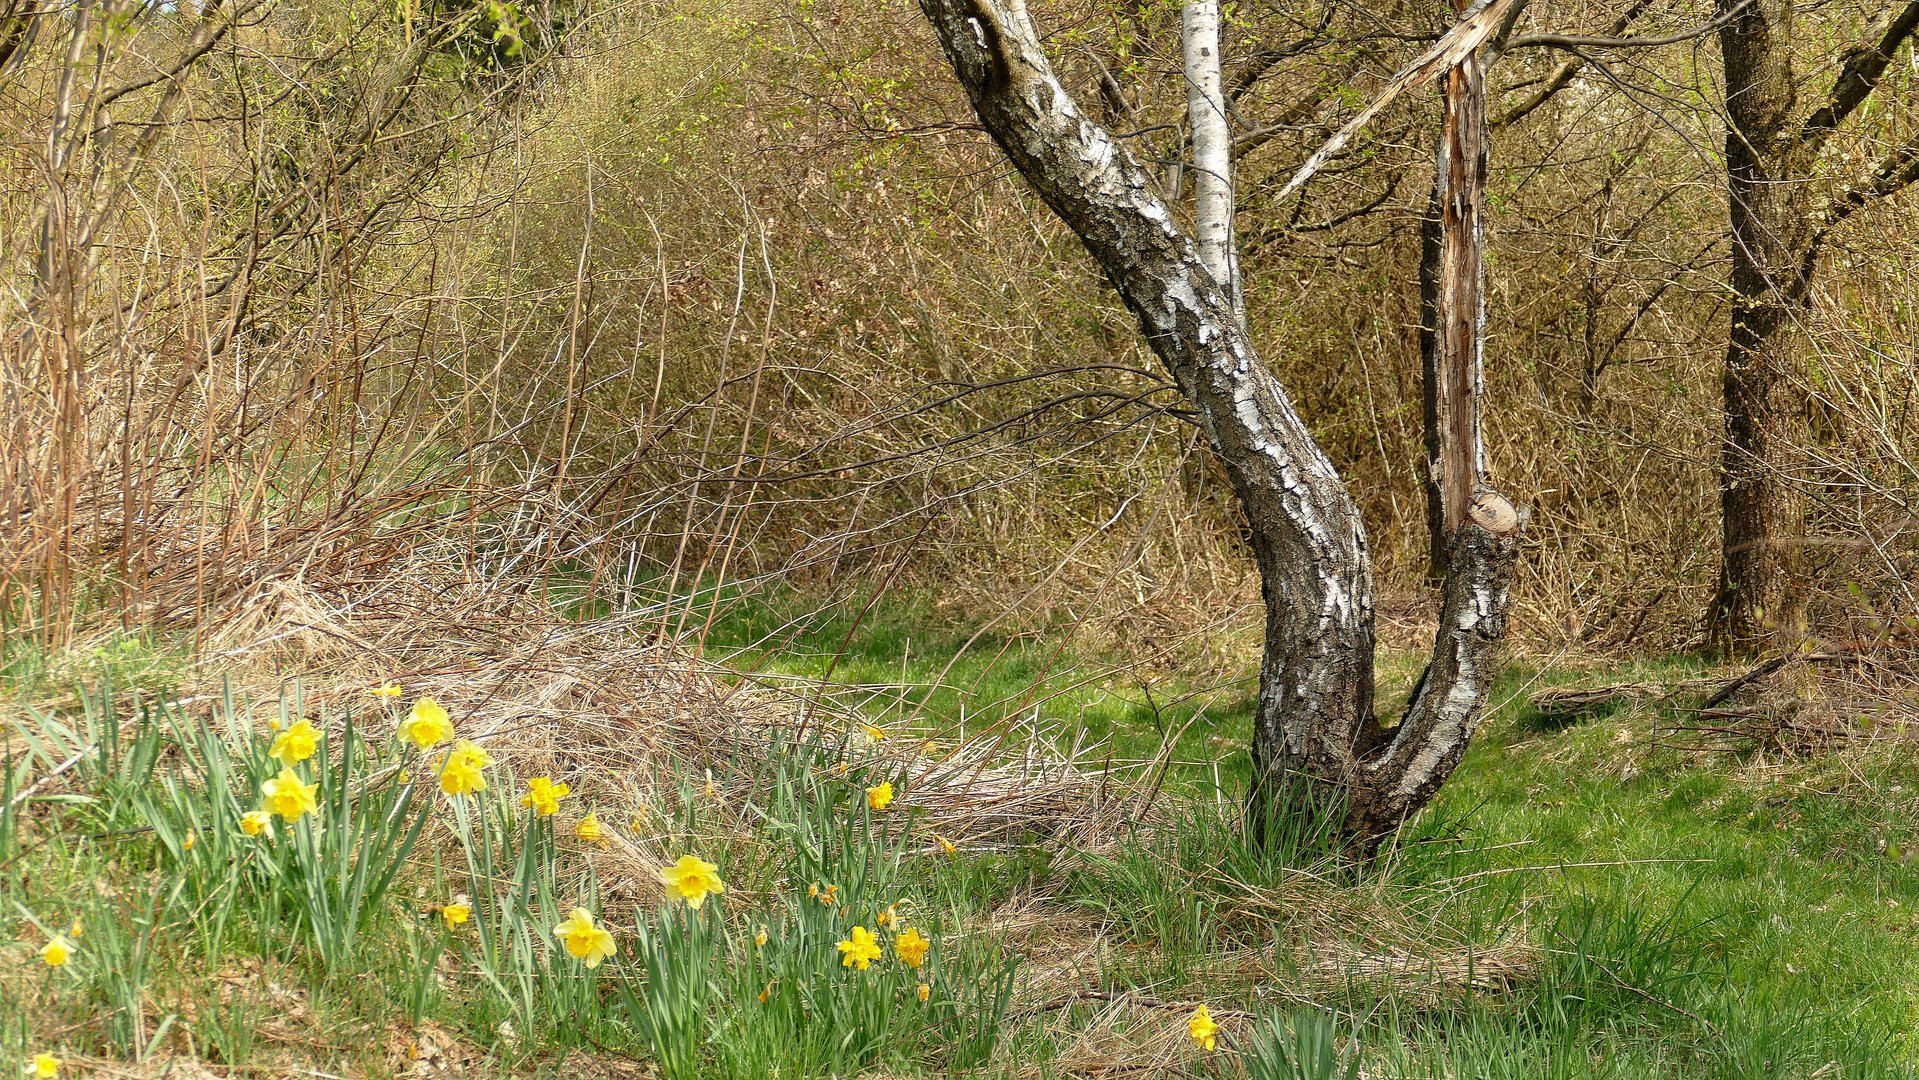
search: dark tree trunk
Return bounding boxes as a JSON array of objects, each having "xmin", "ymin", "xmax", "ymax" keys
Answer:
[
  {"xmin": 917, "ymin": 0, "xmax": 1524, "ymax": 850},
  {"xmin": 1708, "ymin": 0, "xmax": 1919, "ymax": 655},
  {"xmin": 1710, "ymin": 0, "xmax": 1814, "ymax": 656}
]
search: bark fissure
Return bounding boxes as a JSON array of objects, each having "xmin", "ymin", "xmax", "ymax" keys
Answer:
[{"xmin": 921, "ymin": 0, "xmax": 1524, "ymax": 847}]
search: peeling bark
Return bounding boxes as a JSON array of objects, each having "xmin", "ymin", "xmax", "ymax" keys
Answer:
[
  {"xmin": 1419, "ymin": 10, "xmax": 1489, "ymax": 577},
  {"xmin": 919, "ymin": 0, "xmax": 1524, "ymax": 849}
]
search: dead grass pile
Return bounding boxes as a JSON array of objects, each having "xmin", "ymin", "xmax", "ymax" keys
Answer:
[{"xmin": 100, "ymin": 559, "xmax": 1154, "ymax": 890}]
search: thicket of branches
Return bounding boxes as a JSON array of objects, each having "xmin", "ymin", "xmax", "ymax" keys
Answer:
[{"xmin": 2, "ymin": 0, "xmax": 1913, "ymax": 663}]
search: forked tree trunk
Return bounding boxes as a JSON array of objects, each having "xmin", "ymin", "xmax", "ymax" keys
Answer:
[{"xmin": 918, "ymin": 0, "xmax": 1524, "ymax": 849}]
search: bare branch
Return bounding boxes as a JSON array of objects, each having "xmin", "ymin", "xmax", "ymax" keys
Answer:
[
  {"xmin": 1799, "ymin": 0, "xmax": 1919, "ymax": 149},
  {"xmin": 1811, "ymin": 139, "xmax": 1919, "ymax": 254},
  {"xmin": 1268, "ymin": 0, "xmax": 1520, "ymax": 207},
  {"xmin": 1490, "ymin": 0, "xmax": 1654, "ymax": 129},
  {"xmin": 1502, "ymin": 1, "xmax": 1748, "ymax": 53}
]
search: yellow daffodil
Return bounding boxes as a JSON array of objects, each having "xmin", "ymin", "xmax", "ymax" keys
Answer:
[
  {"xmin": 39, "ymin": 936, "xmax": 73, "ymax": 968},
  {"xmin": 67, "ymin": 920, "xmax": 81, "ymax": 939},
  {"xmin": 553, "ymin": 908, "xmax": 617, "ymax": 968},
  {"xmin": 917, "ymin": 981, "xmax": 932, "ymax": 1002},
  {"xmin": 837, "ymin": 925, "xmax": 882, "ymax": 970},
  {"xmin": 866, "ymin": 781, "xmax": 895, "ymax": 811},
  {"xmin": 442, "ymin": 903, "xmax": 472, "ymax": 930},
  {"xmin": 369, "ymin": 684, "xmax": 403, "ymax": 699},
  {"xmin": 876, "ymin": 904, "xmax": 897, "ymax": 928},
  {"xmin": 241, "ymin": 810, "xmax": 275, "ymax": 839},
  {"xmin": 755, "ymin": 926, "xmax": 768, "ymax": 946},
  {"xmin": 27, "ymin": 1053, "xmax": 60, "ymax": 1079},
  {"xmin": 894, "ymin": 927, "xmax": 930, "ymax": 968},
  {"xmin": 658, "ymin": 854, "xmax": 725, "ymax": 909},
  {"xmin": 269, "ymin": 718, "xmax": 320, "ymax": 766},
  {"xmin": 1188, "ymin": 1005, "xmax": 1219, "ymax": 1052},
  {"xmin": 703, "ymin": 769, "xmax": 719, "ymax": 800},
  {"xmin": 262, "ymin": 768, "xmax": 320, "ymax": 822},
  {"xmin": 181, "ymin": 830, "xmax": 196, "ymax": 852},
  {"xmin": 519, "ymin": 777, "xmax": 569, "ymax": 816},
  {"xmin": 758, "ymin": 980, "xmax": 774, "ymax": 1004},
  {"xmin": 934, "ymin": 833, "xmax": 957, "ymax": 856},
  {"xmin": 399, "ymin": 698, "xmax": 455, "ymax": 750},
  {"xmin": 575, "ymin": 812, "xmax": 605, "ymax": 844},
  {"xmin": 861, "ymin": 723, "xmax": 886, "ymax": 741},
  {"xmin": 436, "ymin": 740, "xmax": 493, "ymax": 797},
  {"xmin": 811, "ymin": 883, "xmax": 839, "ymax": 906}
]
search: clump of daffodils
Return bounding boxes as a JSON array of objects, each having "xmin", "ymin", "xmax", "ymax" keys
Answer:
[{"xmin": 659, "ymin": 854, "xmax": 725, "ymax": 909}]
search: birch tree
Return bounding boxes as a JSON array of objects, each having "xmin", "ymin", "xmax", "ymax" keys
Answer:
[
  {"xmin": 917, "ymin": 0, "xmax": 1525, "ymax": 848},
  {"xmin": 1183, "ymin": 0, "xmax": 1240, "ymax": 322}
]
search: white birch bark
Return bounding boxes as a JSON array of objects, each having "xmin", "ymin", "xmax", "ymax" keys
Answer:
[{"xmin": 917, "ymin": 0, "xmax": 1523, "ymax": 848}]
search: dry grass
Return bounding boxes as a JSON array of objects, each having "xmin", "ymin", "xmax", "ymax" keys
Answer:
[{"xmin": 34, "ymin": 553, "xmax": 1151, "ymax": 898}]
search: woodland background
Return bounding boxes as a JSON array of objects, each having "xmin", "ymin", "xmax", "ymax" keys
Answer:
[{"xmin": 3, "ymin": 0, "xmax": 1912, "ymax": 667}]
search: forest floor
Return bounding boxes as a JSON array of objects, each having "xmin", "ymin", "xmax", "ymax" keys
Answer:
[{"xmin": 3, "ymin": 584, "xmax": 1916, "ymax": 1079}]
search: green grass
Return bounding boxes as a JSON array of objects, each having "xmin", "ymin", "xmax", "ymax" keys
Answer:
[
  {"xmin": 5, "ymin": 591, "xmax": 1918, "ymax": 1077},
  {"xmin": 703, "ymin": 590, "xmax": 1919, "ymax": 1077}
]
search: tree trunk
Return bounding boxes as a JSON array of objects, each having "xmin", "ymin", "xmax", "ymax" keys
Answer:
[
  {"xmin": 1710, "ymin": 0, "xmax": 1814, "ymax": 655},
  {"xmin": 918, "ymin": 0, "xmax": 1524, "ymax": 850},
  {"xmin": 1706, "ymin": 0, "xmax": 1919, "ymax": 654},
  {"xmin": 1182, "ymin": 0, "xmax": 1240, "ymax": 322},
  {"xmin": 1418, "ymin": 8, "xmax": 1488, "ymax": 577}
]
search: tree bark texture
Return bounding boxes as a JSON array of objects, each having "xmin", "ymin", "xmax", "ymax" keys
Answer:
[
  {"xmin": 917, "ymin": 0, "xmax": 1524, "ymax": 848},
  {"xmin": 1710, "ymin": 0, "xmax": 1814, "ymax": 655},
  {"xmin": 1182, "ymin": 0, "xmax": 1240, "ymax": 321},
  {"xmin": 1418, "ymin": 19, "xmax": 1488, "ymax": 577},
  {"xmin": 1709, "ymin": 0, "xmax": 1919, "ymax": 654}
]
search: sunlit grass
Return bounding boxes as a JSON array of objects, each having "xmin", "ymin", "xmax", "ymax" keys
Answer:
[{"xmin": 4, "ymin": 598, "xmax": 1917, "ymax": 1077}]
